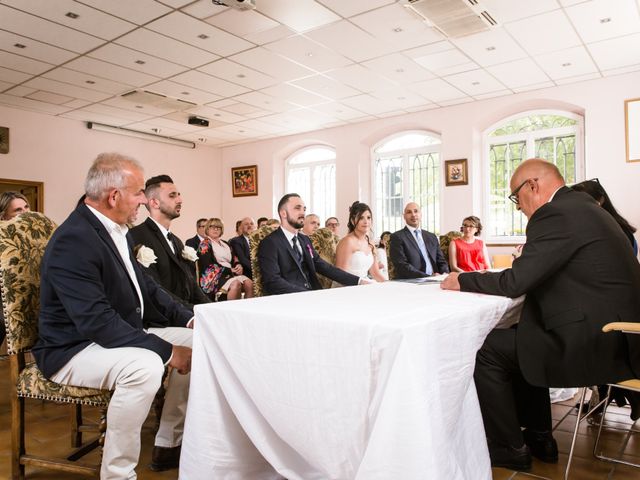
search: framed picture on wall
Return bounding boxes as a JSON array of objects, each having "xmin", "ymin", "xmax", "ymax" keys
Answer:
[
  {"xmin": 444, "ymin": 159, "xmax": 468, "ymax": 186},
  {"xmin": 625, "ymin": 97, "xmax": 640, "ymax": 162},
  {"xmin": 231, "ymin": 165, "xmax": 258, "ymax": 197},
  {"xmin": 0, "ymin": 178, "xmax": 44, "ymax": 213}
]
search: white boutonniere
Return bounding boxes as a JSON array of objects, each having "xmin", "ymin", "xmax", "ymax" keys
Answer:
[
  {"xmin": 182, "ymin": 245, "xmax": 198, "ymax": 262},
  {"xmin": 135, "ymin": 245, "xmax": 157, "ymax": 268}
]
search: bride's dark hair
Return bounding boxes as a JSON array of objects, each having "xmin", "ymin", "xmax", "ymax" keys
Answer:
[{"xmin": 347, "ymin": 202, "xmax": 376, "ymax": 254}]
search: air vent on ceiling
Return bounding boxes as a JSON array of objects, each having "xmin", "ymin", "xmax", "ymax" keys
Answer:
[
  {"xmin": 120, "ymin": 90, "xmax": 197, "ymax": 111},
  {"xmin": 404, "ymin": 0, "xmax": 498, "ymax": 38}
]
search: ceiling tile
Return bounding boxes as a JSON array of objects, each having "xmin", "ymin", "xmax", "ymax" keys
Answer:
[
  {"xmin": 228, "ymin": 47, "xmax": 315, "ymax": 82},
  {"xmin": 452, "ymin": 28, "xmax": 527, "ymax": 67},
  {"xmin": 233, "ymin": 118, "xmax": 291, "ymax": 134},
  {"xmin": 412, "ymin": 48, "xmax": 471, "ymax": 74},
  {"xmin": 534, "ymin": 45, "xmax": 599, "ymax": 79},
  {"xmin": 255, "ymin": 112, "xmax": 314, "ymax": 130},
  {"xmin": 316, "ymin": 0, "xmax": 394, "ymax": 18},
  {"xmin": 0, "ymin": 93, "xmax": 71, "ymax": 114},
  {"xmin": 170, "ymin": 70, "xmax": 249, "ymax": 98},
  {"xmin": 565, "ymin": 0, "xmax": 640, "ymax": 44},
  {"xmin": 62, "ymin": 98, "xmax": 91, "ymax": 109},
  {"xmin": 512, "ymin": 81, "xmax": 556, "ymax": 93},
  {"xmin": 82, "ymin": 104, "xmax": 154, "ymax": 122},
  {"xmin": 261, "ymin": 83, "xmax": 330, "ymax": 107},
  {"xmin": 146, "ymin": 80, "xmax": 222, "ymax": 105},
  {"xmin": 553, "ymin": 72, "xmax": 602, "ymax": 85},
  {"xmin": 244, "ymin": 25, "xmax": 296, "ymax": 45},
  {"xmin": 350, "ymin": 3, "xmax": 443, "ymax": 51},
  {"xmin": 265, "ymin": 35, "xmax": 352, "ymax": 72},
  {"xmin": 233, "ymin": 91, "xmax": 297, "ymax": 113},
  {"xmin": 185, "ymin": 105, "xmax": 245, "ymax": 124},
  {"xmin": 64, "ymin": 57, "xmax": 160, "ymax": 87},
  {"xmin": 409, "ymin": 78, "xmax": 467, "ymax": 103},
  {"xmin": 2, "ymin": 0, "xmax": 135, "ymax": 40},
  {"xmin": 101, "ymin": 97, "xmax": 180, "ymax": 116},
  {"xmin": 0, "ymin": 4, "xmax": 105, "ymax": 53},
  {"xmin": 306, "ymin": 20, "xmax": 395, "ymax": 62},
  {"xmin": 0, "ymin": 51, "xmax": 53, "ymax": 75},
  {"xmin": 198, "ymin": 59, "xmax": 278, "ymax": 90},
  {"xmin": 43, "ymin": 68, "xmax": 133, "ymax": 95},
  {"xmin": 341, "ymin": 94, "xmax": 400, "ymax": 116},
  {"xmin": 362, "ymin": 53, "xmax": 435, "ymax": 84},
  {"xmin": 311, "ymin": 102, "xmax": 367, "ymax": 120},
  {"xmin": 123, "ymin": 121, "xmax": 185, "ymax": 137},
  {"xmin": 146, "ymin": 11, "xmax": 255, "ymax": 57},
  {"xmin": 204, "ymin": 8, "xmax": 280, "ymax": 37},
  {"xmin": 0, "ymin": 30, "xmax": 77, "ymax": 65},
  {"xmin": 144, "ymin": 116, "xmax": 211, "ymax": 132},
  {"xmin": 438, "ymin": 97, "xmax": 475, "ymax": 107},
  {"xmin": 257, "ymin": 0, "xmax": 340, "ymax": 32},
  {"xmin": 180, "ymin": 0, "xmax": 228, "ymax": 19},
  {"xmin": 290, "ymin": 75, "xmax": 362, "ymax": 100},
  {"xmin": 601, "ymin": 63, "xmax": 640, "ymax": 78},
  {"xmin": 27, "ymin": 90, "xmax": 73, "ymax": 106},
  {"xmin": 587, "ymin": 33, "xmax": 640, "ymax": 71},
  {"xmin": 157, "ymin": 0, "xmax": 194, "ymax": 8},
  {"xmin": 481, "ymin": 0, "xmax": 560, "ymax": 23},
  {"xmin": 116, "ymin": 29, "xmax": 220, "ymax": 68},
  {"xmin": 443, "ymin": 69, "xmax": 508, "ymax": 96},
  {"xmin": 505, "ymin": 10, "xmax": 582, "ymax": 56},
  {"xmin": 0, "ymin": 80, "xmax": 14, "ymax": 92},
  {"xmin": 325, "ymin": 64, "xmax": 396, "ymax": 92},
  {"xmin": 404, "ymin": 41, "xmax": 457, "ymax": 59},
  {"xmin": 213, "ymin": 101, "xmax": 266, "ymax": 115},
  {"xmin": 370, "ymin": 87, "xmax": 432, "ymax": 109},
  {"xmin": 4, "ymin": 85, "xmax": 37, "ymax": 97},
  {"xmin": 63, "ymin": 109, "xmax": 134, "ymax": 127},
  {"xmin": 485, "ymin": 58, "xmax": 551, "ymax": 88},
  {"xmin": 89, "ymin": 44, "xmax": 188, "ymax": 78},
  {"xmin": 23, "ymin": 77, "xmax": 112, "ymax": 102},
  {"xmin": 473, "ymin": 89, "xmax": 512, "ymax": 100},
  {"xmin": 0, "ymin": 66, "xmax": 32, "ymax": 84},
  {"xmin": 78, "ymin": 0, "xmax": 172, "ymax": 24}
]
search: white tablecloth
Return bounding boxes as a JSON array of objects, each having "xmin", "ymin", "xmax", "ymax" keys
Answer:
[{"xmin": 180, "ymin": 282, "xmax": 523, "ymax": 480}]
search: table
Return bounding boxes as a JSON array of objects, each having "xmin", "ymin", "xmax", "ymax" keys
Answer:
[{"xmin": 180, "ymin": 282, "xmax": 523, "ymax": 480}]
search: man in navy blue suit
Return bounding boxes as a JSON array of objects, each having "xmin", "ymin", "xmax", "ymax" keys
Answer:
[
  {"xmin": 34, "ymin": 153, "xmax": 193, "ymax": 478},
  {"xmin": 258, "ymin": 193, "xmax": 362, "ymax": 295},
  {"xmin": 229, "ymin": 216, "xmax": 255, "ymax": 279},
  {"xmin": 389, "ymin": 202, "xmax": 449, "ymax": 279}
]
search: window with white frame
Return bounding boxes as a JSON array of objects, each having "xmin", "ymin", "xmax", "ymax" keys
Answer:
[
  {"xmin": 485, "ymin": 111, "xmax": 583, "ymax": 242},
  {"xmin": 285, "ymin": 146, "xmax": 336, "ymax": 222},
  {"xmin": 373, "ymin": 132, "xmax": 441, "ymax": 236}
]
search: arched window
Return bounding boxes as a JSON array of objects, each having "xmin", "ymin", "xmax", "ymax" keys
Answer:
[
  {"xmin": 373, "ymin": 131, "xmax": 441, "ymax": 236},
  {"xmin": 484, "ymin": 110, "xmax": 584, "ymax": 242},
  {"xmin": 285, "ymin": 146, "xmax": 336, "ymax": 222}
]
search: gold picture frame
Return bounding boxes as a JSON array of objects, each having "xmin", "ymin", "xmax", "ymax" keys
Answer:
[
  {"xmin": 0, "ymin": 178, "xmax": 44, "ymax": 213},
  {"xmin": 444, "ymin": 159, "xmax": 468, "ymax": 186},
  {"xmin": 231, "ymin": 165, "xmax": 258, "ymax": 197},
  {"xmin": 625, "ymin": 97, "xmax": 640, "ymax": 162}
]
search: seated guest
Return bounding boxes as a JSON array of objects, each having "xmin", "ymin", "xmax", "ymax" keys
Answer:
[
  {"xmin": 325, "ymin": 216, "xmax": 340, "ymax": 235},
  {"xmin": 448, "ymin": 216, "xmax": 491, "ymax": 272},
  {"xmin": 229, "ymin": 216, "xmax": 255, "ymax": 279},
  {"xmin": 257, "ymin": 216, "xmax": 268, "ymax": 228},
  {"xmin": 131, "ymin": 175, "xmax": 210, "ymax": 308},
  {"xmin": 186, "ymin": 218, "xmax": 207, "ymax": 250},
  {"xmin": 572, "ymin": 178, "xmax": 638, "ymax": 255},
  {"xmin": 333, "ymin": 202, "xmax": 385, "ymax": 285},
  {"xmin": 389, "ymin": 202, "xmax": 449, "ymax": 278},
  {"xmin": 377, "ymin": 231, "xmax": 392, "ymax": 280},
  {"xmin": 442, "ymin": 159, "xmax": 640, "ymax": 471},
  {"xmin": 33, "ymin": 153, "xmax": 194, "ymax": 476},
  {"xmin": 258, "ymin": 193, "xmax": 364, "ymax": 295},
  {"xmin": 302, "ymin": 213, "xmax": 320, "ymax": 236},
  {"xmin": 266, "ymin": 218, "xmax": 280, "ymax": 228},
  {"xmin": 198, "ymin": 218, "xmax": 253, "ymax": 301}
]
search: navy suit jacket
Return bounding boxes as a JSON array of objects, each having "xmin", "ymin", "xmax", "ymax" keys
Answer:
[
  {"xmin": 33, "ymin": 204, "xmax": 193, "ymax": 379},
  {"xmin": 185, "ymin": 234, "xmax": 200, "ymax": 251},
  {"xmin": 389, "ymin": 226, "xmax": 449, "ymax": 279},
  {"xmin": 258, "ymin": 228, "xmax": 359, "ymax": 295},
  {"xmin": 229, "ymin": 234, "xmax": 252, "ymax": 279}
]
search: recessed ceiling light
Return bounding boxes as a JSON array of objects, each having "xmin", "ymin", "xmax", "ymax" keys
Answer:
[
  {"xmin": 135, "ymin": 60, "xmax": 146, "ymax": 65},
  {"xmin": 562, "ymin": 62, "xmax": 572, "ymax": 67},
  {"xmin": 238, "ymin": 129, "xmax": 245, "ymax": 133},
  {"xmin": 393, "ymin": 27, "xmax": 403, "ymax": 33},
  {"xmin": 214, "ymin": 113, "xmax": 221, "ymax": 117},
  {"xmin": 599, "ymin": 17, "xmax": 611, "ymax": 24},
  {"xmin": 197, "ymin": 137, "xmax": 207, "ymax": 143},
  {"xmin": 236, "ymin": 74, "xmax": 246, "ymax": 78},
  {"xmin": 395, "ymin": 68, "xmax": 405, "ymax": 73},
  {"xmin": 397, "ymin": 96, "xmax": 406, "ymax": 100},
  {"xmin": 135, "ymin": 105, "xmax": 144, "ymax": 109},
  {"xmin": 181, "ymin": 91, "xmax": 190, "ymax": 95},
  {"xmin": 198, "ymin": 34, "xmax": 209, "ymax": 40},
  {"xmin": 65, "ymin": 12, "xmax": 79, "ymax": 19},
  {"xmin": 471, "ymin": 81, "xmax": 480, "ymax": 85},
  {"xmin": 151, "ymin": 128, "xmax": 161, "ymax": 133},
  {"xmin": 486, "ymin": 46, "xmax": 496, "ymax": 51},
  {"xmin": 85, "ymin": 80, "xmax": 96, "ymax": 84},
  {"xmin": 14, "ymin": 43, "xmax": 26, "ymax": 49},
  {"xmin": 306, "ymin": 52, "xmax": 314, "ymax": 57}
]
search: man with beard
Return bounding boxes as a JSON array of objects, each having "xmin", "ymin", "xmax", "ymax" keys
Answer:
[
  {"xmin": 131, "ymin": 175, "xmax": 210, "ymax": 309},
  {"xmin": 258, "ymin": 193, "xmax": 362, "ymax": 295}
]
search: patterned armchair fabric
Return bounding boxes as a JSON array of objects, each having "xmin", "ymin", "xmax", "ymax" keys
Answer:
[
  {"xmin": 385, "ymin": 241, "xmax": 395, "ymax": 280},
  {"xmin": 249, "ymin": 224, "xmax": 278, "ymax": 297},
  {"xmin": 439, "ymin": 231, "xmax": 462, "ymax": 265},
  {"xmin": 310, "ymin": 227, "xmax": 339, "ymax": 289}
]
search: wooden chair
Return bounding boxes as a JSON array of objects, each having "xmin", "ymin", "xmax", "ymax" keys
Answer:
[
  {"xmin": 385, "ymin": 241, "xmax": 395, "ymax": 280},
  {"xmin": 564, "ymin": 322, "xmax": 640, "ymax": 479},
  {"xmin": 492, "ymin": 254, "xmax": 514, "ymax": 268},
  {"xmin": 310, "ymin": 227, "xmax": 339, "ymax": 289},
  {"xmin": 0, "ymin": 212, "xmax": 111, "ymax": 479},
  {"xmin": 249, "ymin": 224, "xmax": 278, "ymax": 297}
]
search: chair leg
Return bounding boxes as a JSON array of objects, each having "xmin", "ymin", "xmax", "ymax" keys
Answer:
[
  {"xmin": 564, "ymin": 386, "xmax": 587, "ymax": 480},
  {"xmin": 11, "ymin": 394, "xmax": 25, "ymax": 480},
  {"xmin": 71, "ymin": 404, "xmax": 83, "ymax": 448}
]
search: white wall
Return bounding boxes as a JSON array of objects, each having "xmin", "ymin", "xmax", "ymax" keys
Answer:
[
  {"xmin": 220, "ymin": 72, "xmax": 640, "ymax": 253},
  {"xmin": 0, "ymin": 105, "xmax": 221, "ymax": 240}
]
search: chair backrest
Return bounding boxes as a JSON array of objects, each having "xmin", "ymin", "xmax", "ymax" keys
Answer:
[
  {"xmin": 0, "ymin": 212, "xmax": 56, "ymax": 354},
  {"xmin": 385, "ymin": 241, "xmax": 395, "ymax": 280},
  {"xmin": 439, "ymin": 231, "xmax": 462, "ymax": 265},
  {"xmin": 310, "ymin": 227, "xmax": 339, "ymax": 289},
  {"xmin": 249, "ymin": 224, "xmax": 278, "ymax": 297},
  {"xmin": 492, "ymin": 254, "xmax": 513, "ymax": 269}
]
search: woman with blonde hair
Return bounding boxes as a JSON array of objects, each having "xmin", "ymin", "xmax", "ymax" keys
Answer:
[{"xmin": 0, "ymin": 191, "xmax": 30, "ymax": 220}]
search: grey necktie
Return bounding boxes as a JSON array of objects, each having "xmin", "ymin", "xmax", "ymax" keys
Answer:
[
  {"xmin": 291, "ymin": 235, "xmax": 303, "ymax": 263},
  {"xmin": 414, "ymin": 229, "xmax": 433, "ymax": 275}
]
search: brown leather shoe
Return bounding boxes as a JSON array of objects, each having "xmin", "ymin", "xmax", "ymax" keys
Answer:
[{"xmin": 150, "ymin": 445, "xmax": 181, "ymax": 471}]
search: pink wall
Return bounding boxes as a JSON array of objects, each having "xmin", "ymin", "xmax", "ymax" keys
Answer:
[
  {"xmin": 0, "ymin": 105, "xmax": 221, "ymax": 240},
  {"xmin": 220, "ymin": 71, "xmax": 640, "ymax": 254}
]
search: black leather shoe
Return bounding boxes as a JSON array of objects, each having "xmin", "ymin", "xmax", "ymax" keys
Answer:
[
  {"xmin": 488, "ymin": 442, "xmax": 532, "ymax": 471},
  {"xmin": 150, "ymin": 445, "xmax": 181, "ymax": 471},
  {"xmin": 523, "ymin": 429, "xmax": 558, "ymax": 463}
]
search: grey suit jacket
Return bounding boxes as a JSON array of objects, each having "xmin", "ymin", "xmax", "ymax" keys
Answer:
[{"xmin": 389, "ymin": 226, "xmax": 449, "ymax": 279}]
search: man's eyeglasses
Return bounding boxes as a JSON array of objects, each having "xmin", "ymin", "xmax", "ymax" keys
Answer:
[
  {"xmin": 508, "ymin": 178, "xmax": 538, "ymax": 205},
  {"xmin": 326, "ymin": 222, "xmax": 339, "ymax": 227},
  {"xmin": 197, "ymin": 224, "xmax": 206, "ymax": 229}
]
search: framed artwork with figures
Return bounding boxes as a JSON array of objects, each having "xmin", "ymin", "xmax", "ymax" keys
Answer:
[
  {"xmin": 231, "ymin": 165, "xmax": 258, "ymax": 197},
  {"xmin": 444, "ymin": 159, "xmax": 468, "ymax": 186}
]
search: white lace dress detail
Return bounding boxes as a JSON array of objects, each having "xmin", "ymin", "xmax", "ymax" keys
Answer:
[{"xmin": 332, "ymin": 250, "xmax": 373, "ymax": 287}]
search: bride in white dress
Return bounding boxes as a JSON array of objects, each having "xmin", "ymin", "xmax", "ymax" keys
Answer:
[{"xmin": 332, "ymin": 202, "xmax": 386, "ymax": 286}]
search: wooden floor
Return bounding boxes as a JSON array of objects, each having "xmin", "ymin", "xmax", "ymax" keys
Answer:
[{"xmin": 1, "ymin": 356, "xmax": 639, "ymax": 479}]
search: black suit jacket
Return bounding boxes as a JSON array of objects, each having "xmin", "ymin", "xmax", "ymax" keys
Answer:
[
  {"xmin": 460, "ymin": 187, "xmax": 640, "ymax": 387},
  {"xmin": 389, "ymin": 226, "xmax": 449, "ymax": 278},
  {"xmin": 33, "ymin": 205, "xmax": 193, "ymax": 379},
  {"xmin": 130, "ymin": 218, "xmax": 210, "ymax": 308},
  {"xmin": 185, "ymin": 234, "xmax": 201, "ymax": 251},
  {"xmin": 229, "ymin": 234, "xmax": 252, "ymax": 279},
  {"xmin": 258, "ymin": 228, "xmax": 359, "ymax": 295}
]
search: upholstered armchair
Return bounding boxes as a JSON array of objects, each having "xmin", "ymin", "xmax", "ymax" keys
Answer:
[
  {"xmin": 0, "ymin": 212, "xmax": 111, "ymax": 479},
  {"xmin": 439, "ymin": 231, "xmax": 462, "ymax": 266},
  {"xmin": 249, "ymin": 224, "xmax": 278, "ymax": 297},
  {"xmin": 310, "ymin": 227, "xmax": 339, "ymax": 289},
  {"xmin": 385, "ymin": 241, "xmax": 395, "ymax": 280}
]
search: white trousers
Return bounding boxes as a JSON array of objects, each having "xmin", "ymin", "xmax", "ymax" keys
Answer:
[{"xmin": 51, "ymin": 327, "xmax": 193, "ymax": 480}]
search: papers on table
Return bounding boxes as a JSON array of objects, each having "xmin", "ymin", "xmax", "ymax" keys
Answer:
[{"xmin": 393, "ymin": 273, "xmax": 448, "ymax": 284}]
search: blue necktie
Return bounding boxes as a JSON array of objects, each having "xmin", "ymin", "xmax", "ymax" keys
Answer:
[{"xmin": 414, "ymin": 229, "xmax": 433, "ymax": 275}]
